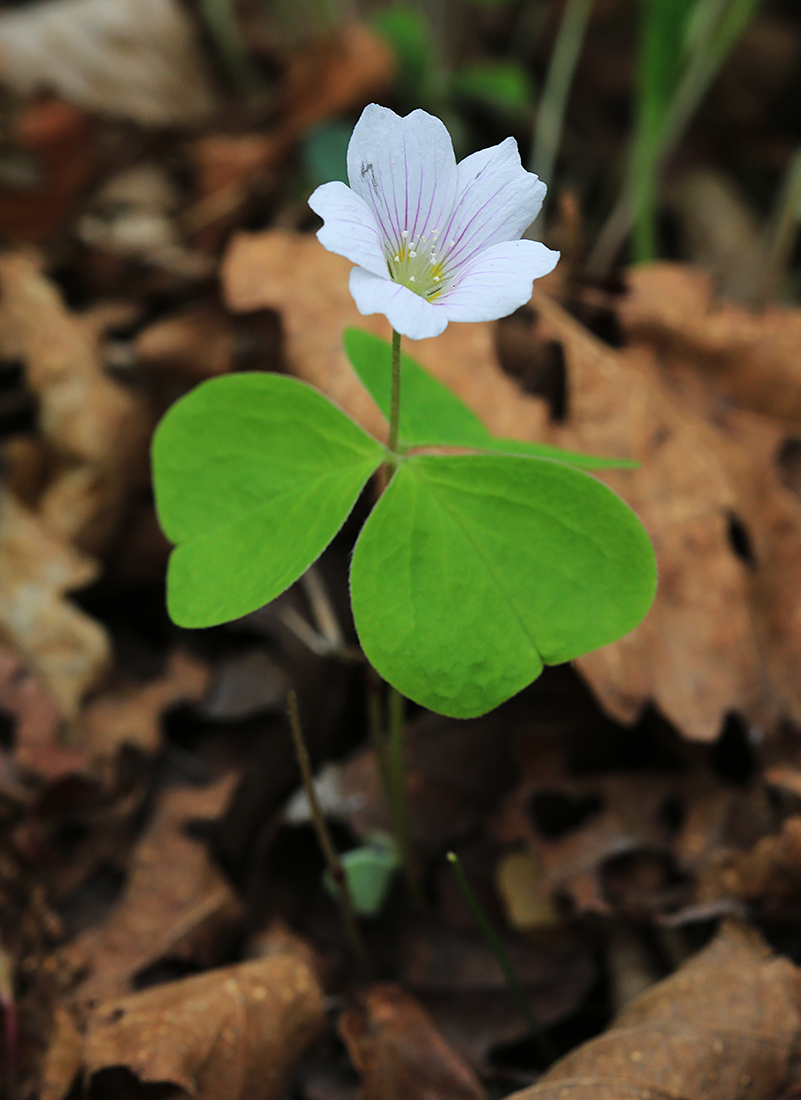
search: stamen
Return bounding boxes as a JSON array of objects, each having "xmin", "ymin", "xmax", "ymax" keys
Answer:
[
  {"xmin": 401, "ymin": 230, "xmax": 408, "ymax": 238},
  {"xmin": 409, "ymin": 250, "xmax": 417, "ymax": 258},
  {"xmin": 394, "ymin": 255, "xmax": 400, "ymax": 262},
  {"xmin": 409, "ymin": 276, "xmax": 416, "ymax": 282}
]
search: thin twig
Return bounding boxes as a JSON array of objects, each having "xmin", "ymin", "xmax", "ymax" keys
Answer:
[
  {"xmin": 287, "ymin": 691, "xmax": 372, "ymax": 976},
  {"xmin": 387, "ymin": 686, "xmax": 425, "ymax": 907}
]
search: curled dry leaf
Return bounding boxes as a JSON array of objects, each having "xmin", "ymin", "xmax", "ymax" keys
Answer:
[
  {"xmin": 83, "ymin": 954, "xmax": 325, "ymax": 1100},
  {"xmin": 70, "ymin": 774, "xmax": 242, "ymax": 1007},
  {"xmin": 507, "ymin": 922, "xmax": 801, "ymax": 1100},
  {"xmin": 340, "ymin": 984, "xmax": 487, "ymax": 1100},
  {"xmin": 0, "ymin": 0, "xmax": 218, "ymax": 126},
  {"xmin": 82, "ymin": 648, "xmax": 212, "ymax": 758},
  {"xmin": 0, "ymin": 490, "xmax": 110, "ymax": 720},
  {"xmin": 0, "ymin": 251, "xmax": 148, "ymax": 554}
]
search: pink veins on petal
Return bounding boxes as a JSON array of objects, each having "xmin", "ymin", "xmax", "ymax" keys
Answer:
[{"xmin": 308, "ymin": 104, "xmax": 560, "ymax": 341}]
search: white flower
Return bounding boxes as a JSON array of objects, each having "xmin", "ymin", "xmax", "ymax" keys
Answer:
[{"xmin": 308, "ymin": 104, "xmax": 559, "ymax": 341}]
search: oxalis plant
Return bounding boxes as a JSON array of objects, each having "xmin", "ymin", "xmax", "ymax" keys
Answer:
[{"xmin": 152, "ymin": 104, "xmax": 657, "ymax": 910}]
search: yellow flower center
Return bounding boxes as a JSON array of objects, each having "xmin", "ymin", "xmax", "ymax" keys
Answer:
[{"xmin": 385, "ymin": 229, "xmax": 452, "ymax": 300}]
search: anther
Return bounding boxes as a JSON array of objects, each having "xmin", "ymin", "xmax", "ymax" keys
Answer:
[
  {"xmin": 409, "ymin": 275, "xmax": 416, "ymax": 282},
  {"xmin": 409, "ymin": 250, "xmax": 417, "ymax": 258}
]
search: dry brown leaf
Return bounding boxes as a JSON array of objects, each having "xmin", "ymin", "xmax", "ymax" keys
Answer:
[
  {"xmin": 40, "ymin": 1004, "xmax": 83, "ymax": 1100},
  {"xmin": 0, "ymin": 98, "xmax": 98, "ymax": 243},
  {"xmin": 619, "ymin": 263, "xmax": 801, "ymax": 422},
  {"xmin": 397, "ymin": 920, "xmax": 595, "ymax": 1071},
  {"xmin": 0, "ymin": 490, "xmax": 110, "ymax": 720},
  {"xmin": 0, "ymin": 251, "xmax": 148, "ymax": 554},
  {"xmin": 495, "ymin": 772, "xmax": 686, "ymax": 916},
  {"xmin": 70, "ymin": 774, "xmax": 242, "ymax": 1006},
  {"xmin": 699, "ymin": 815, "xmax": 801, "ymax": 907},
  {"xmin": 82, "ymin": 648, "xmax": 212, "ymax": 758},
  {"xmin": 84, "ymin": 954, "xmax": 325, "ymax": 1100},
  {"xmin": 0, "ymin": 0, "xmax": 218, "ymax": 126},
  {"xmin": 0, "ymin": 645, "xmax": 61, "ymax": 760},
  {"xmin": 135, "ymin": 302, "xmax": 236, "ymax": 379},
  {"xmin": 339, "ymin": 984, "xmax": 487, "ymax": 1100},
  {"xmin": 507, "ymin": 922, "xmax": 801, "ymax": 1100},
  {"xmin": 535, "ymin": 285, "xmax": 801, "ymax": 738}
]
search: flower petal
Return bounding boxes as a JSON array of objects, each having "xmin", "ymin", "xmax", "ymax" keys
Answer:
[
  {"xmin": 440, "ymin": 239, "xmax": 559, "ymax": 323},
  {"xmin": 441, "ymin": 138, "xmax": 547, "ymax": 269},
  {"xmin": 346, "ymin": 104, "xmax": 458, "ymax": 248},
  {"xmin": 308, "ymin": 181, "xmax": 387, "ymax": 278},
  {"xmin": 349, "ymin": 267, "xmax": 448, "ymax": 340}
]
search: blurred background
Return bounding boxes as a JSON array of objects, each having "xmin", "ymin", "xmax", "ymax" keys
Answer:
[{"xmin": 0, "ymin": 0, "xmax": 798, "ymax": 296}]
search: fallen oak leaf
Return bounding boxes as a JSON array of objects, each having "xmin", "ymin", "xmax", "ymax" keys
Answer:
[
  {"xmin": 340, "ymin": 984, "xmax": 487, "ymax": 1100},
  {"xmin": 83, "ymin": 954, "xmax": 325, "ymax": 1100},
  {"xmin": 506, "ymin": 921, "xmax": 801, "ymax": 1100},
  {"xmin": 82, "ymin": 648, "xmax": 212, "ymax": 758},
  {"xmin": 534, "ymin": 284, "xmax": 801, "ymax": 738},
  {"xmin": 619, "ymin": 263, "xmax": 801, "ymax": 424},
  {"xmin": 69, "ymin": 774, "xmax": 242, "ymax": 1007},
  {"xmin": 0, "ymin": 250, "xmax": 149, "ymax": 554},
  {"xmin": 0, "ymin": 645, "xmax": 61, "ymax": 763},
  {"xmin": 0, "ymin": 490, "xmax": 110, "ymax": 721}
]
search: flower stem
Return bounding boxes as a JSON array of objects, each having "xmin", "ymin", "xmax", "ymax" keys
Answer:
[
  {"xmin": 447, "ymin": 851, "xmax": 556, "ymax": 1065},
  {"xmin": 387, "ymin": 329, "xmax": 402, "ymax": 459},
  {"xmin": 386, "ymin": 685, "xmax": 425, "ymax": 907},
  {"xmin": 287, "ymin": 690, "xmax": 372, "ymax": 977}
]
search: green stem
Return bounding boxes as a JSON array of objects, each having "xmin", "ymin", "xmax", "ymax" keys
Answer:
[
  {"xmin": 530, "ymin": 0, "xmax": 594, "ymax": 211},
  {"xmin": 287, "ymin": 691, "xmax": 373, "ymax": 976},
  {"xmin": 387, "ymin": 686, "xmax": 425, "ymax": 906},
  {"xmin": 588, "ymin": 0, "xmax": 765, "ymax": 273},
  {"xmin": 387, "ymin": 329, "xmax": 402, "ymax": 460},
  {"xmin": 447, "ymin": 852, "xmax": 556, "ymax": 1064}
]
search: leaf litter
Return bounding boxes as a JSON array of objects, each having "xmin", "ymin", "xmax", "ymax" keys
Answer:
[{"xmin": 3, "ymin": 4, "xmax": 801, "ymax": 1099}]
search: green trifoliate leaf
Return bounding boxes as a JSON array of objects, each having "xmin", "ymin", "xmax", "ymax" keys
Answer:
[
  {"xmin": 343, "ymin": 328, "xmax": 634, "ymax": 469},
  {"xmin": 350, "ymin": 453, "xmax": 656, "ymax": 719},
  {"xmin": 152, "ymin": 373, "xmax": 384, "ymax": 628}
]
